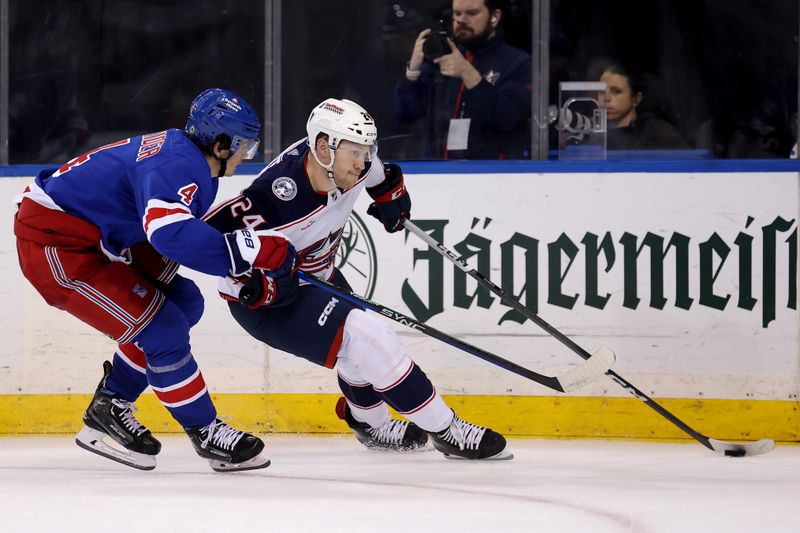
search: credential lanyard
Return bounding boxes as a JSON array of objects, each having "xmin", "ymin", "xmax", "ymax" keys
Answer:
[
  {"xmin": 445, "ymin": 51, "xmax": 475, "ymax": 159},
  {"xmin": 451, "ymin": 51, "xmax": 475, "ymax": 119}
]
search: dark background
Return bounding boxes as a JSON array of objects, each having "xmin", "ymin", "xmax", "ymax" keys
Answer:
[{"xmin": 6, "ymin": 0, "xmax": 798, "ymax": 163}]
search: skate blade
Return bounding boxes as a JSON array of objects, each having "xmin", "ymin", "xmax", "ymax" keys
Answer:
[
  {"xmin": 361, "ymin": 441, "xmax": 431, "ymax": 452},
  {"xmin": 75, "ymin": 426, "xmax": 156, "ymax": 471},
  {"xmin": 443, "ymin": 449, "xmax": 515, "ymax": 461},
  {"xmin": 208, "ymin": 453, "xmax": 270, "ymax": 473}
]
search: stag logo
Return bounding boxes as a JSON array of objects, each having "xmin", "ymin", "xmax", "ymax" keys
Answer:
[{"xmin": 336, "ymin": 212, "xmax": 378, "ymax": 298}]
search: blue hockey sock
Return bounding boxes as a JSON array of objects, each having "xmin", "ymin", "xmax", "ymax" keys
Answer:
[
  {"xmin": 104, "ymin": 344, "xmax": 148, "ymax": 402},
  {"xmin": 147, "ymin": 353, "xmax": 216, "ymax": 429}
]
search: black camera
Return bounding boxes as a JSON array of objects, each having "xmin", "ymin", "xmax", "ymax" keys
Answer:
[{"xmin": 422, "ymin": 29, "xmax": 450, "ymax": 60}]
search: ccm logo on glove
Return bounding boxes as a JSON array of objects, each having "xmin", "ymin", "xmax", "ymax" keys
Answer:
[{"xmin": 238, "ymin": 267, "xmax": 299, "ymax": 309}]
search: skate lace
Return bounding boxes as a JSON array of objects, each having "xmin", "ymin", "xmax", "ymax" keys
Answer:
[
  {"xmin": 110, "ymin": 398, "xmax": 147, "ymax": 437},
  {"xmin": 367, "ymin": 419, "xmax": 409, "ymax": 445},
  {"xmin": 200, "ymin": 419, "xmax": 244, "ymax": 451},
  {"xmin": 440, "ymin": 416, "xmax": 486, "ymax": 451}
]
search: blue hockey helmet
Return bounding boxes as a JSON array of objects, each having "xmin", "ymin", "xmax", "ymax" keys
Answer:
[{"xmin": 185, "ymin": 88, "xmax": 261, "ymax": 159}]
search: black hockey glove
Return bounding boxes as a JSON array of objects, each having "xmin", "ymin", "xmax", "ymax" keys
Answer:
[
  {"xmin": 238, "ymin": 256, "xmax": 299, "ymax": 309},
  {"xmin": 366, "ymin": 163, "xmax": 411, "ymax": 233}
]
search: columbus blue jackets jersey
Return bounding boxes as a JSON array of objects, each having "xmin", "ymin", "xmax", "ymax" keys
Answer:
[
  {"xmin": 21, "ymin": 129, "xmax": 234, "ymax": 277},
  {"xmin": 205, "ymin": 138, "xmax": 385, "ymax": 296}
]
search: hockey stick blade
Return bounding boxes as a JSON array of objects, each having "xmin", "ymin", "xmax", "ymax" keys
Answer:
[
  {"xmin": 402, "ymin": 219, "xmax": 776, "ymax": 456},
  {"xmin": 558, "ymin": 347, "xmax": 615, "ymax": 392},
  {"xmin": 297, "ymin": 271, "xmax": 613, "ymax": 393},
  {"xmin": 708, "ymin": 438, "xmax": 776, "ymax": 457}
]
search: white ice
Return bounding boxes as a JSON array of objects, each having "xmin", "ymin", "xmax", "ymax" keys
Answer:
[{"xmin": 1, "ymin": 435, "xmax": 797, "ymax": 533}]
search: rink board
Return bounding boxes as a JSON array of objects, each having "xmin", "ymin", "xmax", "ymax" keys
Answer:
[
  {"xmin": 0, "ymin": 165, "xmax": 798, "ymax": 439},
  {"xmin": 0, "ymin": 392, "xmax": 797, "ymax": 442}
]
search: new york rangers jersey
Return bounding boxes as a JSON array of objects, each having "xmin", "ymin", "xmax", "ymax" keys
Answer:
[
  {"xmin": 21, "ymin": 129, "xmax": 234, "ymax": 277},
  {"xmin": 206, "ymin": 138, "xmax": 385, "ymax": 296}
]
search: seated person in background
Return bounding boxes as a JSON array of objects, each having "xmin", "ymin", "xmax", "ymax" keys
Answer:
[
  {"xmin": 394, "ymin": 0, "xmax": 531, "ymax": 160},
  {"xmin": 600, "ymin": 64, "xmax": 689, "ymax": 151}
]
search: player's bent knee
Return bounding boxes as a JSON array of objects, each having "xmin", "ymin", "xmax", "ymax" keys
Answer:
[
  {"xmin": 133, "ymin": 300, "xmax": 191, "ymax": 359},
  {"xmin": 338, "ymin": 309, "xmax": 410, "ymax": 387},
  {"xmin": 165, "ymin": 275, "xmax": 204, "ymax": 328}
]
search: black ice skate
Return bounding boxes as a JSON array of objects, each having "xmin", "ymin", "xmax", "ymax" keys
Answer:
[
  {"xmin": 336, "ymin": 397, "xmax": 428, "ymax": 451},
  {"xmin": 186, "ymin": 418, "xmax": 270, "ymax": 472},
  {"xmin": 75, "ymin": 360, "xmax": 161, "ymax": 471},
  {"xmin": 429, "ymin": 410, "xmax": 512, "ymax": 460}
]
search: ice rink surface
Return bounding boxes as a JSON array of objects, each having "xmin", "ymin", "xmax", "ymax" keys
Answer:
[{"xmin": 1, "ymin": 435, "xmax": 797, "ymax": 533}]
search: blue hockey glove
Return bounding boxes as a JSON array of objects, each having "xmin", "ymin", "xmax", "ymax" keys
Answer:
[{"xmin": 366, "ymin": 163, "xmax": 411, "ymax": 233}]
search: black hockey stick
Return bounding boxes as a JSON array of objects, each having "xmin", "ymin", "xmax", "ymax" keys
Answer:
[
  {"xmin": 296, "ymin": 271, "xmax": 615, "ymax": 393},
  {"xmin": 403, "ymin": 219, "xmax": 775, "ymax": 457}
]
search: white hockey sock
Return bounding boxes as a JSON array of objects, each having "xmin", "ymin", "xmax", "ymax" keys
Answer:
[
  {"xmin": 400, "ymin": 391, "xmax": 454, "ymax": 433},
  {"xmin": 347, "ymin": 399, "xmax": 391, "ymax": 428}
]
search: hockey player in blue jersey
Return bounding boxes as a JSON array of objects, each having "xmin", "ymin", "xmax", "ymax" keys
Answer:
[
  {"xmin": 14, "ymin": 88, "xmax": 295, "ymax": 471},
  {"xmin": 206, "ymin": 98, "xmax": 510, "ymax": 460}
]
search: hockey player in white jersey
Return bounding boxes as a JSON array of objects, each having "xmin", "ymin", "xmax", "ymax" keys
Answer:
[{"xmin": 206, "ymin": 98, "xmax": 510, "ymax": 460}]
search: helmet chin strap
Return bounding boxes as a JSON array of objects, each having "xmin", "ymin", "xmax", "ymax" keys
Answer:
[
  {"xmin": 207, "ymin": 142, "xmax": 231, "ymax": 178},
  {"xmin": 310, "ymin": 144, "xmax": 338, "ymax": 187},
  {"xmin": 217, "ymin": 156, "xmax": 228, "ymax": 178}
]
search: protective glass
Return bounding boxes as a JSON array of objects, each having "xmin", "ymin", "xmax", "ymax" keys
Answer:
[
  {"xmin": 230, "ymin": 136, "xmax": 260, "ymax": 159},
  {"xmin": 336, "ymin": 142, "xmax": 378, "ymax": 163}
]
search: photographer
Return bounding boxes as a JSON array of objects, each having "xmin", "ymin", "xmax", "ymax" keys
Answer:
[{"xmin": 393, "ymin": 0, "xmax": 531, "ymax": 159}]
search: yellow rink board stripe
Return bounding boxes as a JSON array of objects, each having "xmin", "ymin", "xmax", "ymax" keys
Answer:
[{"xmin": 0, "ymin": 393, "xmax": 797, "ymax": 442}]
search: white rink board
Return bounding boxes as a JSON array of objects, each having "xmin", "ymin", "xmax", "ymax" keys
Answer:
[{"xmin": 0, "ymin": 171, "xmax": 797, "ymax": 399}]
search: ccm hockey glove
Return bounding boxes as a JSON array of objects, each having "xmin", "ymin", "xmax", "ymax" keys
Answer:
[
  {"xmin": 366, "ymin": 163, "xmax": 411, "ymax": 233},
  {"xmin": 238, "ymin": 263, "xmax": 299, "ymax": 309},
  {"xmin": 224, "ymin": 229, "xmax": 295, "ymax": 277}
]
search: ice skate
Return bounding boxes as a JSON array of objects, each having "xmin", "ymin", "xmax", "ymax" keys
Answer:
[
  {"xmin": 429, "ymin": 410, "xmax": 512, "ymax": 460},
  {"xmin": 186, "ymin": 418, "xmax": 270, "ymax": 472},
  {"xmin": 336, "ymin": 397, "xmax": 428, "ymax": 451},
  {"xmin": 75, "ymin": 360, "xmax": 161, "ymax": 471}
]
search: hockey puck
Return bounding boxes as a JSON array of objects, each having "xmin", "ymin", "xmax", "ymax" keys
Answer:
[{"xmin": 724, "ymin": 449, "xmax": 746, "ymax": 457}]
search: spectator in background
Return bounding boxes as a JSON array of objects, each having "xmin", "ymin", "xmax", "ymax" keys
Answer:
[
  {"xmin": 725, "ymin": 97, "xmax": 795, "ymax": 158},
  {"xmin": 394, "ymin": 0, "xmax": 531, "ymax": 160},
  {"xmin": 600, "ymin": 64, "xmax": 689, "ymax": 152}
]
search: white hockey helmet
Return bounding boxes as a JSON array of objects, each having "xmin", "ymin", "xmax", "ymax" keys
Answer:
[{"xmin": 306, "ymin": 98, "xmax": 378, "ymax": 174}]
